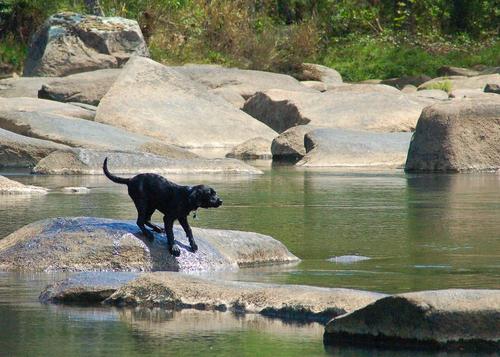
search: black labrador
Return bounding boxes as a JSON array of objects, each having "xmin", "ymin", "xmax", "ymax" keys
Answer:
[{"xmin": 103, "ymin": 157, "xmax": 222, "ymax": 257}]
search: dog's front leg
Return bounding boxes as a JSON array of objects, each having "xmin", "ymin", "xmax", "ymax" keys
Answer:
[
  {"xmin": 178, "ymin": 216, "xmax": 197, "ymax": 252},
  {"xmin": 163, "ymin": 216, "xmax": 180, "ymax": 257}
]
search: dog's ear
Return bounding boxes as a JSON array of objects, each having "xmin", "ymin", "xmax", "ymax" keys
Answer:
[{"xmin": 188, "ymin": 186, "xmax": 202, "ymax": 208}]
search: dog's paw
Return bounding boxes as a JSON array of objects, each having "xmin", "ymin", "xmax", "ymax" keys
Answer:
[
  {"xmin": 190, "ymin": 242, "xmax": 198, "ymax": 253},
  {"xmin": 170, "ymin": 245, "xmax": 181, "ymax": 257}
]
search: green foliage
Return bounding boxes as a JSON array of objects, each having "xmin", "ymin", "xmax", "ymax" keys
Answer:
[{"xmin": 0, "ymin": 0, "xmax": 498, "ymax": 78}]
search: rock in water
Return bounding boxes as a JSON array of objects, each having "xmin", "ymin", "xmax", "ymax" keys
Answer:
[
  {"xmin": 23, "ymin": 13, "xmax": 149, "ymax": 77},
  {"xmin": 32, "ymin": 149, "xmax": 262, "ymax": 175},
  {"xmin": 0, "ymin": 128, "xmax": 70, "ymax": 168},
  {"xmin": 324, "ymin": 289, "xmax": 500, "ymax": 351},
  {"xmin": 0, "ymin": 217, "xmax": 298, "ymax": 272},
  {"xmin": 297, "ymin": 128, "xmax": 412, "ymax": 167},
  {"xmin": 405, "ymin": 97, "xmax": 500, "ymax": 172},
  {"xmin": 41, "ymin": 271, "xmax": 385, "ymax": 323},
  {"xmin": 271, "ymin": 125, "xmax": 317, "ymax": 161},
  {"xmin": 95, "ymin": 57, "xmax": 277, "ymax": 149},
  {"xmin": 0, "ymin": 175, "xmax": 47, "ymax": 194}
]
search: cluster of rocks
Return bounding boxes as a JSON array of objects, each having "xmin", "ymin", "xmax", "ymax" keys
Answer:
[
  {"xmin": 2, "ymin": 12, "xmax": 498, "ymax": 173},
  {"xmin": 0, "ymin": 216, "xmax": 496, "ymax": 351}
]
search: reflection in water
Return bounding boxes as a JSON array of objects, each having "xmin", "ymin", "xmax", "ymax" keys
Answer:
[{"xmin": 1, "ymin": 168, "xmax": 499, "ymax": 356}]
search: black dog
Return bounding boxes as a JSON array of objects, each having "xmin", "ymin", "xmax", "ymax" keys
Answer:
[{"xmin": 103, "ymin": 158, "xmax": 222, "ymax": 257}]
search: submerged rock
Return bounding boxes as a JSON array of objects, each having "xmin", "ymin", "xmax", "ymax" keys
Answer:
[
  {"xmin": 327, "ymin": 255, "xmax": 371, "ymax": 263},
  {"xmin": 405, "ymin": 97, "xmax": 500, "ymax": 172},
  {"xmin": 101, "ymin": 272, "xmax": 384, "ymax": 323},
  {"xmin": 32, "ymin": 149, "xmax": 262, "ymax": 175},
  {"xmin": 0, "ymin": 175, "xmax": 47, "ymax": 194},
  {"xmin": 95, "ymin": 57, "xmax": 277, "ymax": 149},
  {"xmin": 324, "ymin": 289, "xmax": 500, "ymax": 351},
  {"xmin": 0, "ymin": 217, "xmax": 298, "ymax": 272},
  {"xmin": 297, "ymin": 128, "xmax": 412, "ymax": 167},
  {"xmin": 23, "ymin": 13, "xmax": 149, "ymax": 77}
]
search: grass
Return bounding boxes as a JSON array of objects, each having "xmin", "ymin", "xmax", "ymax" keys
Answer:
[
  {"xmin": 320, "ymin": 35, "xmax": 499, "ymax": 82},
  {"xmin": 425, "ymin": 80, "xmax": 453, "ymax": 93},
  {"xmin": 0, "ymin": 36, "xmax": 26, "ymax": 73}
]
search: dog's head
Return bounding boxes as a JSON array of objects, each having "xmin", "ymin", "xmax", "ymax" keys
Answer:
[{"xmin": 188, "ymin": 185, "xmax": 223, "ymax": 209}]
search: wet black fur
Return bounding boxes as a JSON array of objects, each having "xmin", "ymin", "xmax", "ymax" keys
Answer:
[{"xmin": 103, "ymin": 157, "xmax": 222, "ymax": 257}]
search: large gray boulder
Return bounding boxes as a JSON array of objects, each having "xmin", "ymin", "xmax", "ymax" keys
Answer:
[
  {"xmin": 0, "ymin": 175, "xmax": 47, "ymax": 194},
  {"xmin": 271, "ymin": 125, "xmax": 317, "ymax": 161},
  {"xmin": 95, "ymin": 57, "xmax": 277, "ymax": 149},
  {"xmin": 38, "ymin": 69, "xmax": 121, "ymax": 105},
  {"xmin": 324, "ymin": 289, "xmax": 500, "ymax": 350},
  {"xmin": 0, "ymin": 127, "xmax": 70, "ymax": 167},
  {"xmin": 405, "ymin": 97, "xmax": 500, "ymax": 172},
  {"xmin": 0, "ymin": 110, "xmax": 197, "ymax": 159},
  {"xmin": 173, "ymin": 64, "xmax": 316, "ymax": 98},
  {"xmin": 327, "ymin": 83, "xmax": 401, "ymax": 94},
  {"xmin": 23, "ymin": 13, "xmax": 149, "ymax": 77},
  {"xmin": 32, "ymin": 149, "xmax": 262, "ymax": 175},
  {"xmin": 419, "ymin": 74, "xmax": 500, "ymax": 91},
  {"xmin": 297, "ymin": 128, "xmax": 412, "ymax": 167},
  {"xmin": 0, "ymin": 77, "xmax": 56, "ymax": 98},
  {"xmin": 0, "ymin": 97, "xmax": 94, "ymax": 120},
  {"xmin": 243, "ymin": 89, "xmax": 423, "ymax": 133},
  {"xmin": 0, "ymin": 217, "xmax": 298, "ymax": 272},
  {"xmin": 49, "ymin": 272, "xmax": 385, "ymax": 323}
]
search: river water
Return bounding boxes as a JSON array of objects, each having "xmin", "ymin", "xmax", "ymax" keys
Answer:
[{"xmin": 0, "ymin": 166, "xmax": 498, "ymax": 356}]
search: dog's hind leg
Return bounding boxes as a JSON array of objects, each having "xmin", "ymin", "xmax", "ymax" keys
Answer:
[
  {"xmin": 163, "ymin": 216, "xmax": 180, "ymax": 257},
  {"xmin": 133, "ymin": 199, "xmax": 155, "ymax": 241},
  {"xmin": 144, "ymin": 210, "xmax": 164, "ymax": 233},
  {"xmin": 178, "ymin": 216, "xmax": 198, "ymax": 252}
]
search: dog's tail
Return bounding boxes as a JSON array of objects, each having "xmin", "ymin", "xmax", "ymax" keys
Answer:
[{"xmin": 103, "ymin": 157, "xmax": 129, "ymax": 185}]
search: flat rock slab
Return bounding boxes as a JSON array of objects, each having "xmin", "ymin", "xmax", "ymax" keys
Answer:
[
  {"xmin": 95, "ymin": 57, "xmax": 277, "ymax": 149},
  {"xmin": 243, "ymin": 89, "xmax": 424, "ymax": 133},
  {"xmin": 38, "ymin": 69, "xmax": 121, "ymax": 105},
  {"xmin": 0, "ymin": 127, "xmax": 70, "ymax": 168},
  {"xmin": 0, "ymin": 97, "xmax": 95, "ymax": 120},
  {"xmin": 0, "ymin": 217, "xmax": 298, "ymax": 272},
  {"xmin": 0, "ymin": 77, "xmax": 56, "ymax": 98},
  {"xmin": 0, "ymin": 110, "xmax": 196, "ymax": 159},
  {"xmin": 297, "ymin": 128, "xmax": 412, "ymax": 167},
  {"xmin": 40, "ymin": 272, "xmax": 139, "ymax": 303},
  {"xmin": 405, "ymin": 96, "xmax": 500, "ymax": 172},
  {"xmin": 96, "ymin": 272, "xmax": 384, "ymax": 323},
  {"xmin": 23, "ymin": 12, "xmax": 148, "ymax": 77},
  {"xmin": 324, "ymin": 289, "xmax": 500, "ymax": 351},
  {"xmin": 174, "ymin": 64, "xmax": 316, "ymax": 98},
  {"xmin": 32, "ymin": 149, "xmax": 262, "ymax": 175},
  {"xmin": 0, "ymin": 175, "xmax": 47, "ymax": 194}
]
